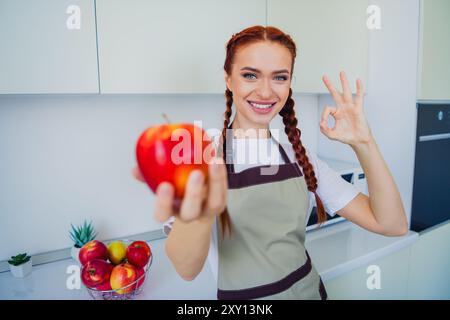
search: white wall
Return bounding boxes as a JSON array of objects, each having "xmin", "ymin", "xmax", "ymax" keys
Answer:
[
  {"xmin": 0, "ymin": 0, "xmax": 422, "ymax": 261},
  {"xmin": 317, "ymin": 0, "xmax": 420, "ymax": 225},
  {"xmin": 0, "ymin": 94, "xmax": 318, "ymax": 260}
]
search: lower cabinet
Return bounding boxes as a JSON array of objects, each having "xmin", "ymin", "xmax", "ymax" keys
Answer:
[
  {"xmin": 324, "ymin": 222, "xmax": 450, "ymax": 299},
  {"xmin": 408, "ymin": 222, "xmax": 450, "ymax": 299},
  {"xmin": 324, "ymin": 247, "xmax": 410, "ymax": 300}
]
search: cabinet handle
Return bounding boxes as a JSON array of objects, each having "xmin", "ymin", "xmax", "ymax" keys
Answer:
[{"xmin": 418, "ymin": 133, "xmax": 450, "ymax": 142}]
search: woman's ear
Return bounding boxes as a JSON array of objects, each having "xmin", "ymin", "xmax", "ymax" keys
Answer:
[{"xmin": 224, "ymin": 72, "xmax": 231, "ymax": 91}]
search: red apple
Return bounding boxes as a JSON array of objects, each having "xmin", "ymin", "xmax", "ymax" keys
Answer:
[
  {"xmin": 136, "ymin": 123, "xmax": 213, "ymax": 200},
  {"xmin": 126, "ymin": 241, "xmax": 152, "ymax": 268},
  {"xmin": 136, "ymin": 267, "xmax": 145, "ymax": 288},
  {"xmin": 81, "ymin": 259, "xmax": 113, "ymax": 288},
  {"xmin": 94, "ymin": 281, "xmax": 112, "ymax": 291},
  {"xmin": 79, "ymin": 240, "xmax": 108, "ymax": 266},
  {"xmin": 110, "ymin": 263, "xmax": 138, "ymax": 294}
]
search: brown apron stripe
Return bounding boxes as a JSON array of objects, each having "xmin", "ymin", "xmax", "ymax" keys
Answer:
[
  {"xmin": 227, "ymin": 162, "xmax": 303, "ymax": 189},
  {"xmin": 217, "ymin": 251, "xmax": 313, "ymax": 300},
  {"xmin": 319, "ymin": 278, "xmax": 328, "ymax": 300}
]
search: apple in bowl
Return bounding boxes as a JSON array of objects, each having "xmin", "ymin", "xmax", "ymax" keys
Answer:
[
  {"xmin": 126, "ymin": 241, "xmax": 152, "ymax": 268},
  {"xmin": 110, "ymin": 263, "xmax": 138, "ymax": 294},
  {"xmin": 79, "ymin": 240, "xmax": 108, "ymax": 266},
  {"xmin": 81, "ymin": 259, "xmax": 113, "ymax": 288}
]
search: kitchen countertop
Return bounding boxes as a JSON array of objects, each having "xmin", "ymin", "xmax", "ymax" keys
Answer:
[
  {"xmin": 0, "ymin": 238, "xmax": 217, "ymax": 300},
  {"xmin": 0, "ymin": 221, "xmax": 418, "ymax": 299},
  {"xmin": 305, "ymin": 221, "xmax": 418, "ymax": 282}
]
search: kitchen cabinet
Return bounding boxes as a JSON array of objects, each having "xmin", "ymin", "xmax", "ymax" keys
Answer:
[
  {"xmin": 324, "ymin": 221, "xmax": 450, "ymax": 299},
  {"xmin": 95, "ymin": 0, "xmax": 266, "ymax": 94},
  {"xmin": 267, "ymin": 0, "xmax": 369, "ymax": 94},
  {"xmin": 418, "ymin": 0, "xmax": 450, "ymax": 100},
  {"xmin": 324, "ymin": 246, "xmax": 411, "ymax": 299},
  {"xmin": 408, "ymin": 221, "xmax": 450, "ymax": 299},
  {"xmin": 0, "ymin": 0, "xmax": 99, "ymax": 94}
]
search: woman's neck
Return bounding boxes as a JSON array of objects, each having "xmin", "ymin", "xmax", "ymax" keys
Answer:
[{"xmin": 231, "ymin": 116, "xmax": 271, "ymax": 139}]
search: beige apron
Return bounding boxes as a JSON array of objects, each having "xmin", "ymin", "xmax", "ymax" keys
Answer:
[{"xmin": 217, "ymin": 126, "xmax": 327, "ymax": 300}]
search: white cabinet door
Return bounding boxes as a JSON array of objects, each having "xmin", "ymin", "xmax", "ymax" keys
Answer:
[
  {"xmin": 324, "ymin": 247, "xmax": 411, "ymax": 299},
  {"xmin": 268, "ymin": 0, "xmax": 369, "ymax": 94},
  {"xmin": 96, "ymin": 0, "xmax": 266, "ymax": 94},
  {"xmin": 0, "ymin": 0, "xmax": 99, "ymax": 94},
  {"xmin": 418, "ymin": 0, "xmax": 450, "ymax": 100},
  {"xmin": 408, "ymin": 222, "xmax": 450, "ymax": 299}
]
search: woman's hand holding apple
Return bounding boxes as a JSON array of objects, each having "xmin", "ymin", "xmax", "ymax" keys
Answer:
[{"xmin": 132, "ymin": 157, "xmax": 227, "ymax": 224}]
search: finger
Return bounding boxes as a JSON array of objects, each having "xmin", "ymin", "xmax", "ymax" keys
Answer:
[
  {"xmin": 322, "ymin": 75, "xmax": 344, "ymax": 105},
  {"xmin": 320, "ymin": 106, "xmax": 338, "ymax": 140},
  {"xmin": 205, "ymin": 157, "xmax": 227, "ymax": 216},
  {"xmin": 356, "ymin": 78, "xmax": 364, "ymax": 105},
  {"xmin": 132, "ymin": 166, "xmax": 146, "ymax": 183},
  {"xmin": 154, "ymin": 182, "xmax": 175, "ymax": 223},
  {"xmin": 179, "ymin": 170, "xmax": 206, "ymax": 222},
  {"xmin": 320, "ymin": 106, "xmax": 337, "ymax": 125},
  {"xmin": 320, "ymin": 120, "xmax": 338, "ymax": 140},
  {"xmin": 340, "ymin": 71, "xmax": 353, "ymax": 102}
]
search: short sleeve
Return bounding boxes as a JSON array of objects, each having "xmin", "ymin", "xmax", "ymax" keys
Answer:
[{"xmin": 307, "ymin": 151, "xmax": 360, "ymax": 216}]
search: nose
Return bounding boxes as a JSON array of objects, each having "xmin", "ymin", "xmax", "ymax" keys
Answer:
[{"xmin": 256, "ymin": 78, "xmax": 274, "ymax": 99}]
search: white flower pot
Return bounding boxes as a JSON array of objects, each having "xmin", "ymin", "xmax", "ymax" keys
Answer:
[
  {"xmin": 9, "ymin": 259, "xmax": 32, "ymax": 278},
  {"xmin": 71, "ymin": 246, "xmax": 81, "ymax": 264}
]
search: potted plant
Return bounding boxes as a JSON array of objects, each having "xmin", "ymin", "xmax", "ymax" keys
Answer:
[
  {"xmin": 8, "ymin": 253, "xmax": 32, "ymax": 278},
  {"xmin": 69, "ymin": 220, "xmax": 97, "ymax": 264}
]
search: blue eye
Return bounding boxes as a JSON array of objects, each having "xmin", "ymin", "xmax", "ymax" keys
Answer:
[
  {"xmin": 275, "ymin": 76, "xmax": 288, "ymax": 81},
  {"xmin": 243, "ymin": 73, "xmax": 256, "ymax": 80},
  {"xmin": 242, "ymin": 73, "xmax": 288, "ymax": 81}
]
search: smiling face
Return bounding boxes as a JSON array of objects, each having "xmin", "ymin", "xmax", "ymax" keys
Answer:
[{"xmin": 225, "ymin": 41, "xmax": 293, "ymax": 136}]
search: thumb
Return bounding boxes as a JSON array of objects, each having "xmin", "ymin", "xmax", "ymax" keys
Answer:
[{"xmin": 320, "ymin": 120, "xmax": 337, "ymax": 140}]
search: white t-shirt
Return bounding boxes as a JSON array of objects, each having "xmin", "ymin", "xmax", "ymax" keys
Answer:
[{"xmin": 162, "ymin": 136, "xmax": 360, "ymax": 284}]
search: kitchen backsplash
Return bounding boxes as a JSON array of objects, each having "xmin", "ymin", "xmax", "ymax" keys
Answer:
[{"xmin": 0, "ymin": 93, "xmax": 319, "ymax": 261}]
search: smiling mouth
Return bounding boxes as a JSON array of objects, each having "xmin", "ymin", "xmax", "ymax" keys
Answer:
[{"xmin": 247, "ymin": 100, "xmax": 277, "ymax": 110}]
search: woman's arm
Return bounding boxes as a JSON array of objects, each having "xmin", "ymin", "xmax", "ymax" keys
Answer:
[
  {"xmin": 337, "ymin": 137, "xmax": 408, "ymax": 236},
  {"xmin": 132, "ymin": 156, "xmax": 227, "ymax": 280},
  {"xmin": 320, "ymin": 72, "xmax": 408, "ymax": 236}
]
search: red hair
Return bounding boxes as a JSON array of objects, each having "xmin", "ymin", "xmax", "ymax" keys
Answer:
[{"xmin": 219, "ymin": 25, "xmax": 327, "ymax": 238}]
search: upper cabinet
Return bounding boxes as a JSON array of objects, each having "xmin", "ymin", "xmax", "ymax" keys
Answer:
[
  {"xmin": 0, "ymin": 0, "xmax": 99, "ymax": 94},
  {"xmin": 267, "ymin": 0, "xmax": 369, "ymax": 94},
  {"xmin": 0, "ymin": 0, "xmax": 370, "ymax": 95},
  {"xmin": 418, "ymin": 0, "xmax": 450, "ymax": 100},
  {"xmin": 95, "ymin": 0, "xmax": 266, "ymax": 94}
]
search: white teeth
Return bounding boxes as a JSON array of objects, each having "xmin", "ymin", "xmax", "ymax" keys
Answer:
[{"xmin": 249, "ymin": 101, "xmax": 274, "ymax": 109}]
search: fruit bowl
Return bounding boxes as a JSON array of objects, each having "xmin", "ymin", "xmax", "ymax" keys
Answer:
[{"xmin": 81, "ymin": 239, "xmax": 153, "ymax": 300}]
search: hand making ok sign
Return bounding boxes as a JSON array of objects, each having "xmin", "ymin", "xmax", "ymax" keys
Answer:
[{"xmin": 320, "ymin": 71, "xmax": 373, "ymax": 147}]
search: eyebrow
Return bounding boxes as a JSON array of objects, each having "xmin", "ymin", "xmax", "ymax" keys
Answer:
[{"xmin": 240, "ymin": 67, "xmax": 290, "ymax": 74}]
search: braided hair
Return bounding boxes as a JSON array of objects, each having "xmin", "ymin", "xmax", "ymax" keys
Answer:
[{"xmin": 218, "ymin": 26, "xmax": 327, "ymax": 239}]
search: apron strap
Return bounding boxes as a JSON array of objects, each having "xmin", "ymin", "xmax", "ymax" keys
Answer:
[
  {"xmin": 222, "ymin": 135, "xmax": 235, "ymax": 173},
  {"xmin": 273, "ymin": 136, "xmax": 291, "ymax": 164}
]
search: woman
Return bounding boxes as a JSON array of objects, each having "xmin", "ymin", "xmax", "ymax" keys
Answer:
[{"xmin": 133, "ymin": 26, "xmax": 408, "ymax": 300}]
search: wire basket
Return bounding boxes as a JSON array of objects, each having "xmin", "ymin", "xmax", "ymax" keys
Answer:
[{"xmin": 81, "ymin": 240, "xmax": 153, "ymax": 300}]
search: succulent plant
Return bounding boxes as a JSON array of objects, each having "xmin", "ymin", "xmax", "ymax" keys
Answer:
[
  {"xmin": 69, "ymin": 220, "xmax": 97, "ymax": 248},
  {"xmin": 8, "ymin": 253, "xmax": 31, "ymax": 266}
]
